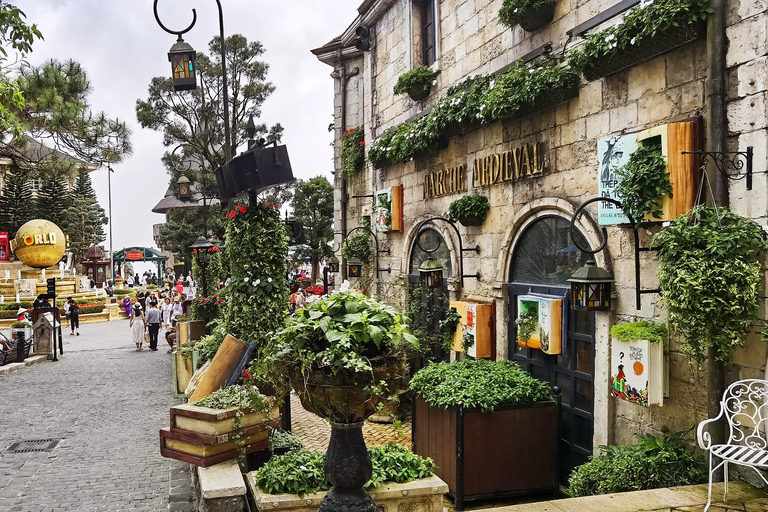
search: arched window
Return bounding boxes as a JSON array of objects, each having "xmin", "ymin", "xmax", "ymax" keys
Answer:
[
  {"xmin": 408, "ymin": 228, "xmax": 453, "ymax": 278},
  {"xmin": 510, "ymin": 216, "xmax": 591, "ymax": 286}
]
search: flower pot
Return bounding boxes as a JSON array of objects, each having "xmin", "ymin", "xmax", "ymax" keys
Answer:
[
  {"xmin": 518, "ymin": 2, "xmax": 555, "ymax": 32},
  {"xmin": 408, "ymin": 83, "xmax": 431, "ymax": 101},
  {"xmin": 581, "ymin": 22, "xmax": 705, "ymax": 81},
  {"xmin": 458, "ymin": 215, "xmax": 486, "ymax": 227},
  {"xmin": 288, "ymin": 354, "xmax": 406, "ymax": 423},
  {"xmin": 501, "ymin": 76, "xmax": 579, "ymax": 122}
]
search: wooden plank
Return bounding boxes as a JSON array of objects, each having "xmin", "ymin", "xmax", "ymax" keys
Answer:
[
  {"xmin": 391, "ymin": 185, "xmax": 403, "ymax": 232},
  {"xmin": 189, "ymin": 334, "xmax": 250, "ymax": 402},
  {"xmin": 162, "ymin": 427, "xmax": 269, "ymax": 457},
  {"xmin": 160, "ymin": 428, "xmax": 268, "ymax": 467},
  {"xmin": 666, "ymin": 120, "xmax": 697, "ymax": 219},
  {"xmin": 171, "ymin": 404, "xmax": 280, "ymax": 436}
]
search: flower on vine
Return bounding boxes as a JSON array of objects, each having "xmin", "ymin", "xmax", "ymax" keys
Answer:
[
  {"xmin": 267, "ymin": 277, "xmax": 273, "ymax": 283},
  {"xmin": 630, "ymin": 37, "xmax": 637, "ymax": 45},
  {"xmin": 241, "ymin": 369, "xmax": 250, "ymax": 379},
  {"xmin": 300, "ymin": 465, "xmax": 309, "ymax": 472},
  {"xmin": 254, "ymin": 279, "xmax": 261, "ymax": 286},
  {"xmin": 239, "ymin": 206, "xmax": 246, "ymax": 214},
  {"xmin": 244, "ymin": 277, "xmax": 249, "ymax": 283}
]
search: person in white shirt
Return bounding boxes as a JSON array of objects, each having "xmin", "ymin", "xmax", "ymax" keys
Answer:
[
  {"xmin": 171, "ymin": 297, "xmax": 183, "ymax": 326},
  {"xmin": 161, "ymin": 297, "xmax": 174, "ymax": 331}
]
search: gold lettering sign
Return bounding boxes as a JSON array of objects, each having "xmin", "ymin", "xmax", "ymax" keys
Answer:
[
  {"xmin": 473, "ymin": 142, "xmax": 547, "ymax": 187},
  {"xmin": 424, "ymin": 164, "xmax": 467, "ymax": 199}
]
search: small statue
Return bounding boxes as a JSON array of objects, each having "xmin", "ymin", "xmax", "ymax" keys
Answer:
[{"xmin": 105, "ymin": 280, "xmax": 115, "ymax": 297}]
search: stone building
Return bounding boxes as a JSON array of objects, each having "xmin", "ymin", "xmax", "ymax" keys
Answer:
[{"xmin": 313, "ymin": 0, "xmax": 767, "ymax": 482}]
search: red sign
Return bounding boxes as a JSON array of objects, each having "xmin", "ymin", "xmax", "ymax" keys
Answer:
[
  {"xmin": 0, "ymin": 232, "xmax": 8, "ymax": 261},
  {"xmin": 125, "ymin": 250, "xmax": 144, "ymax": 261}
]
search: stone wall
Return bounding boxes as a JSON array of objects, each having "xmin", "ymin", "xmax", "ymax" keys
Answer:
[{"xmin": 329, "ymin": 0, "xmax": 768, "ymax": 450}]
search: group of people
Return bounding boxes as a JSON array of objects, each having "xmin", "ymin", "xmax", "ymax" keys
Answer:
[
  {"xmin": 21, "ymin": 294, "xmax": 81, "ymax": 336},
  {"xmin": 129, "ymin": 291, "xmax": 189, "ymax": 352}
]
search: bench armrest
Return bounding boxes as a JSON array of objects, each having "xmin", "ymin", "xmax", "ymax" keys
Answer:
[{"xmin": 698, "ymin": 409, "xmax": 724, "ymax": 450}]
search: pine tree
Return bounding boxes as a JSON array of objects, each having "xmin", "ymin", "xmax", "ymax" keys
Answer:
[
  {"xmin": 62, "ymin": 167, "xmax": 107, "ymax": 262},
  {"xmin": 35, "ymin": 173, "xmax": 70, "ymax": 226},
  {"xmin": 0, "ymin": 168, "xmax": 34, "ymax": 235}
]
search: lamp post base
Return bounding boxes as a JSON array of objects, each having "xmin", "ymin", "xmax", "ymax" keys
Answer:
[{"xmin": 319, "ymin": 421, "xmax": 377, "ymax": 512}]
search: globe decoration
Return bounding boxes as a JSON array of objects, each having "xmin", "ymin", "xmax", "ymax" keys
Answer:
[{"xmin": 10, "ymin": 220, "xmax": 67, "ymax": 269}]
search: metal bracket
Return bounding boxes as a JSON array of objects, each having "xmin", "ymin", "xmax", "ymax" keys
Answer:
[
  {"xmin": 413, "ymin": 217, "xmax": 481, "ymax": 289},
  {"xmin": 683, "ymin": 147, "xmax": 753, "ymax": 190},
  {"xmin": 343, "ymin": 227, "xmax": 390, "ymax": 278}
]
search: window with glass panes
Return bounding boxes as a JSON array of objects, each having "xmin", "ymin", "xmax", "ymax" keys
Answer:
[{"xmin": 421, "ymin": 1, "xmax": 436, "ymax": 66}]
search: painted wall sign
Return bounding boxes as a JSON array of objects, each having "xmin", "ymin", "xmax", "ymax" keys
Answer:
[
  {"xmin": 610, "ymin": 337, "xmax": 664, "ymax": 407},
  {"xmin": 375, "ymin": 185, "xmax": 403, "ymax": 232},
  {"xmin": 598, "ymin": 134, "xmax": 637, "ymax": 225},
  {"xmin": 423, "ymin": 164, "xmax": 467, "ymax": 199},
  {"xmin": 472, "ymin": 142, "xmax": 546, "ymax": 188}
]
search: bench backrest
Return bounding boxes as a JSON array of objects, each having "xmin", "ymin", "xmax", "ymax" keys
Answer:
[{"xmin": 721, "ymin": 379, "xmax": 768, "ymax": 448}]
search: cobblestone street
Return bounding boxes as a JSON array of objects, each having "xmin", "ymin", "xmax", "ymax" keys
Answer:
[{"xmin": 0, "ymin": 319, "xmax": 193, "ymax": 512}]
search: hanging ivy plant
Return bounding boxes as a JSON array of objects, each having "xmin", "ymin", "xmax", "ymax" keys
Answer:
[
  {"xmin": 499, "ymin": 0, "xmax": 557, "ymax": 31},
  {"xmin": 615, "ymin": 145, "xmax": 672, "ymax": 225},
  {"xmin": 340, "ymin": 127, "xmax": 365, "ymax": 180},
  {"xmin": 342, "ymin": 230, "xmax": 373, "ymax": 265},
  {"xmin": 393, "ymin": 66, "xmax": 438, "ymax": 100},
  {"xmin": 447, "ymin": 194, "xmax": 490, "ymax": 226},
  {"xmin": 652, "ymin": 206, "xmax": 768, "ymax": 364}
]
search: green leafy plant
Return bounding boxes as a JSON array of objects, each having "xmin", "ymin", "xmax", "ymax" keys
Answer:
[
  {"xmin": 178, "ymin": 325, "xmax": 226, "ymax": 364},
  {"xmin": 499, "ymin": 0, "xmax": 556, "ymax": 29},
  {"xmin": 393, "ymin": 66, "xmax": 438, "ymax": 97},
  {"xmin": 611, "ymin": 321, "xmax": 668, "ymax": 344},
  {"xmin": 256, "ymin": 444, "xmax": 434, "ymax": 496},
  {"xmin": 342, "ymin": 231, "xmax": 373, "ymax": 265},
  {"xmin": 438, "ymin": 308, "xmax": 462, "ymax": 352},
  {"xmin": 340, "ymin": 127, "xmax": 365, "ymax": 180},
  {"xmin": 447, "ymin": 194, "xmax": 490, "ymax": 224},
  {"xmin": 265, "ymin": 291, "xmax": 419, "ymax": 376},
  {"xmin": 615, "ymin": 146, "xmax": 672, "ymax": 224},
  {"xmin": 408, "ymin": 285, "xmax": 450, "ymax": 362},
  {"xmin": 568, "ymin": 430, "xmax": 706, "ymax": 496},
  {"xmin": 566, "ymin": 0, "xmax": 712, "ymax": 72},
  {"xmin": 410, "ymin": 359, "xmax": 551, "ymax": 411},
  {"xmin": 191, "ymin": 294, "xmax": 224, "ymax": 324},
  {"xmin": 192, "ymin": 384, "xmax": 273, "ymax": 412},
  {"xmin": 516, "ymin": 309, "xmax": 539, "ymax": 343},
  {"xmin": 268, "ymin": 428, "xmax": 304, "ymax": 453},
  {"xmin": 11, "ymin": 321, "xmax": 27, "ymax": 328},
  {"xmin": 174, "ymin": 314, "xmax": 193, "ymax": 323},
  {"xmin": 652, "ymin": 205, "xmax": 768, "ymax": 363}
]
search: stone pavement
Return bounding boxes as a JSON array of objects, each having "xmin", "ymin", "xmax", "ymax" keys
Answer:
[{"xmin": 0, "ymin": 319, "xmax": 193, "ymax": 512}]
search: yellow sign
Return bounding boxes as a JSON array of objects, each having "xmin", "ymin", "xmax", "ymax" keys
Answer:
[{"xmin": 472, "ymin": 142, "xmax": 545, "ymax": 188}]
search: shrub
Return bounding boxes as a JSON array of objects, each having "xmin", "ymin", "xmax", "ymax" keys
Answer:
[
  {"xmin": 568, "ymin": 431, "xmax": 706, "ymax": 497},
  {"xmin": 11, "ymin": 321, "xmax": 28, "ymax": 328},
  {"xmin": 268, "ymin": 428, "xmax": 304, "ymax": 453},
  {"xmin": 410, "ymin": 359, "xmax": 551, "ymax": 411},
  {"xmin": 446, "ymin": 194, "xmax": 490, "ymax": 223},
  {"xmin": 256, "ymin": 444, "xmax": 434, "ymax": 496},
  {"xmin": 192, "ymin": 384, "xmax": 273, "ymax": 413},
  {"xmin": 615, "ymin": 145, "xmax": 672, "ymax": 224},
  {"xmin": 611, "ymin": 321, "xmax": 667, "ymax": 344},
  {"xmin": 342, "ymin": 231, "xmax": 373, "ymax": 265},
  {"xmin": 192, "ymin": 295, "xmax": 224, "ymax": 323},
  {"xmin": 340, "ymin": 128, "xmax": 365, "ymax": 180}
]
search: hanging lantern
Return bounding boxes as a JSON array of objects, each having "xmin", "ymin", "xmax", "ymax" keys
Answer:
[
  {"xmin": 348, "ymin": 257, "xmax": 363, "ymax": 278},
  {"xmin": 327, "ymin": 255, "xmax": 340, "ymax": 273},
  {"xmin": 418, "ymin": 258, "xmax": 444, "ymax": 289},
  {"xmin": 168, "ymin": 37, "xmax": 197, "ymax": 91},
  {"xmin": 567, "ymin": 259, "xmax": 614, "ymax": 311},
  {"xmin": 176, "ymin": 175, "xmax": 192, "ymax": 200}
]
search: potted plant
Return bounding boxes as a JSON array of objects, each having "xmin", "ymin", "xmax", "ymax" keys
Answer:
[
  {"xmin": 11, "ymin": 320, "xmax": 30, "ymax": 342},
  {"xmin": 409, "ymin": 359, "xmax": 556, "ymax": 509},
  {"xmin": 264, "ymin": 291, "xmax": 420, "ymax": 512},
  {"xmin": 499, "ymin": 0, "xmax": 557, "ymax": 32},
  {"xmin": 615, "ymin": 146, "xmax": 672, "ymax": 225},
  {"xmin": 342, "ymin": 231, "xmax": 374, "ymax": 266},
  {"xmin": 567, "ymin": 0, "xmax": 710, "ymax": 81},
  {"xmin": 394, "ymin": 66, "xmax": 438, "ymax": 101},
  {"xmin": 447, "ymin": 194, "xmax": 491, "ymax": 227}
]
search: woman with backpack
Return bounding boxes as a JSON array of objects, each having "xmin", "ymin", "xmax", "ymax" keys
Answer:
[{"xmin": 68, "ymin": 299, "xmax": 80, "ymax": 336}]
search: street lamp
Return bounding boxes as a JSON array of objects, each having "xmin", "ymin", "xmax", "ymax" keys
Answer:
[
  {"xmin": 189, "ymin": 235, "xmax": 214, "ymax": 297},
  {"xmin": 567, "ymin": 259, "xmax": 614, "ymax": 311},
  {"xmin": 153, "ymin": 0, "xmax": 232, "ymax": 162},
  {"xmin": 176, "ymin": 174, "xmax": 192, "ymax": 200},
  {"xmin": 418, "ymin": 258, "xmax": 444, "ymax": 289}
]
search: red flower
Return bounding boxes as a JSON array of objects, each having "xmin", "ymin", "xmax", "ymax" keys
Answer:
[
  {"xmin": 216, "ymin": 301, "xmax": 220, "ymax": 305},
  {"xmin": 359, "ymin": 141, "xmax": 365, "ymax": 145},
  {"xmin": 238, "ymin": 206, "xmax": 246, "ymax": 213},
  {"xmin": 241, "ymin": 369, "xmax": 251, "ymax": 379}
]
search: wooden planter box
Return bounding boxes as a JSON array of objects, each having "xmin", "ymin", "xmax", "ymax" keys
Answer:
[
  {"xmin": 172, "ymin": 350, "xmax": 200, "ymax": 397},
  {"xmin": 177, "ymin": 320, "xmax": 206, "ymax": 345},
  {"xmin": 502, "ymin": 77, "xmax": 579, "ymax": 123},
  {"xmin": 582, "ymin": 23, "xmax": 705, "ymax": 81},
  {"xmin": 412, "ymin": 396, "xmax": 557, "ymax": 510},
  {"xmin": 246, "ymin": 473, "xmax": 448, "ymax": 512},
  {"xmin": 160, "ymin": 402, "xmax": 281, "ymax": 467}
]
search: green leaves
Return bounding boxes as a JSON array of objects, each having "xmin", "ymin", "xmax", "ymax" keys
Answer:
[
  {"xmin": 342, "ymin": 231, "xmax": 374, "ymax": 265},
  {"xmin": 340, "ymin": 128, "xmax": 365, "ymax": 180},
  {"xmin": 393, "ymin": 66, "xmax": 437, "ymax": 96},
  {"xmin": 498, "ymin": 0, "xmax": 557, "ymax": 28},
  {"xmin": 410, "ymin": 359, "xmax": 551, "ymax": 411},
  {"xmin": 615, "ymin": 145, "xmax": 672, "ymax": 225},
  {"xmin": 447, "ymin": 194, "xmax": 490, "ymax": 223},
  {"xmin": 192, "ymin": 384, "xmax": 272, "ymax": 412},
  {"xmin": 610, "ymin": 321, "xmax": 668, "ymax": 344}
]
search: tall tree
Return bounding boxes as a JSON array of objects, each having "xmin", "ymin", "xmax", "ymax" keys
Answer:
[
  {"xmin": 35, "ymin": 172, "xmax": 69, "ymax": 226},
  {"xmin": 0, "ymin": 168, "xmax": 33, "ymax": 235},
  {"xmin": 158, "ymin": 206, "xmax": 225, "ymax": 262},
  {"xmin": 62, "ymin": 167, "xmax": 106, "ymax": 262},
  {"xmin": 291, "ymin": 176, "xmax": 334, "ymax": 281}
]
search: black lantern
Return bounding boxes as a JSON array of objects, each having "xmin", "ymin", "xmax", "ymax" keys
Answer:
[
  {"xmin": 567, "ymin": 259, "xmax": 614, "ymax": 311},
  {"xmin": 348, "ymin": 258, "xmax": 363, "ymax": 278},
  {"xmin": 418, "ymin": 258, "xmax": 444, "ymax": 289},
  {"xmin": 327, "ymin": 255, "xmax": 340, "ymax": 273},
  {"xmin": 189, "ymin": 235, "xmax": 214, "ymax": 297},
  {"xmin": 168, "ymin": 37, "xmax": 197, "ymax": 91},
  {"xmin": 177, "ymin": 175, "xmax": 192, "ymax": 200}
]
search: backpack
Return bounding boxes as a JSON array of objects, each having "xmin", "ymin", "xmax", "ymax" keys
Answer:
[{"xmin": 70, "ymin": 303, "xmax": 80, "ymax": 315}]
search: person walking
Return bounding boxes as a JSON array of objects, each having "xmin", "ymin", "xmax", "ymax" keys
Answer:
[
  {"xmin": 68, "ymin": 299, "xmax": 80, "ymax": 336},
  {"xmin": 145, "ymin": 301, "xmax": 162, "ymax": 351},
  {"xmin": 161, "ymin": 296, "xmax": 173, "ymax": 331},
  {"xmin": 130, "ymin": 305, "xmax": 146, "ymax": 351}
]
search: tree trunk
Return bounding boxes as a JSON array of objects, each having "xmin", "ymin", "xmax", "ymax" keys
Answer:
[{"xmin": 311, "ymin": 255, "xmax": 320, "ymax": 284}]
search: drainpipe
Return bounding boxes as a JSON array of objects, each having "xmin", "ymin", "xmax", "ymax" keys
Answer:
[
  {"xmin": 705, "ymin": 0, "xmax": 727, "ymax": 453},
  {"xmin": 336, "ymin": 48, "xmax": 360, "ymax": 280}
]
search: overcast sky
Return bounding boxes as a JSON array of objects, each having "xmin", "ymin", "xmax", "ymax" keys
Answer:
[{"xmin": 15, "ymin": 0, "xmax": 358, "ymax": 256}]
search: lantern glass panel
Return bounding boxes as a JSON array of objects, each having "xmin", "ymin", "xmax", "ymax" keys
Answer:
[
  {"xmin": 328, "ymin": 262, "xmax": 339, "ymax": 273},
  {"xmin": 172, "ymin": 53, "xmax": 193, "ymax": 79},
  {"xmin": 178, "ymin": 183, "xmax": 191, "ymax": 199},
  {"xmin": 348, "ymin": 264, "xmax": 362, "ymax": 278}
]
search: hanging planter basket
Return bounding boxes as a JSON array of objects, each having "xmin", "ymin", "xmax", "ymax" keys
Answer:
[
  {"xmin": 458, "ymin": 215, "xmax": 486, "ymax": 227},
  {"xmin": 582, "ymin": 22, "xmax": 705, "ymax": 82},
  {"xmin": 443, "ymin": 118, "xmax": 484, "ymax": 139},
  {"xmin": 518, "ymin": 3, "xmax": 556, "ymax": 32},
  {"xmin": 501, "ymin": 76, "xmax": 579, "ymax": 123},
  {"xmin": 408, "ymin": 83, "xmax": 432, "ymax": 101}
]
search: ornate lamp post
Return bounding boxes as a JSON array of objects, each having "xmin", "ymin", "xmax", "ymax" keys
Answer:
[
  {"xmin": 153, "ymin": 0, "xmax": 232, "ymax": 162},
  {"xmin": 189, "ymin": 236, "xmax": 214, "ymax": 297}
]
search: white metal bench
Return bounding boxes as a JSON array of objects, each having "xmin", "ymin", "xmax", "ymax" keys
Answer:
[{"xmin": 697, "ymin": 379, "xmax": 768, "ymax": 512}]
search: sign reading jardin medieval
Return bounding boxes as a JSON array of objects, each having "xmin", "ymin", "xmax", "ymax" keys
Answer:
[
  {"xmin": 423, "ymin": 142, "xmax": 547, "ymax": 199},
  {"xmin": 598, "ymin": 134, "xmax": 637, "ymax": 225}
]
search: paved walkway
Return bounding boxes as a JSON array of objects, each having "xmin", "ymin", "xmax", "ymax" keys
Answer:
[{"xmin": 0, "ymin": 320, "xmax": 193, "ymax": 512}]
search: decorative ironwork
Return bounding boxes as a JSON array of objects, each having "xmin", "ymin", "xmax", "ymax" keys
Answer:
[
  {"xmin": 343, "ymin": 227, "xmax": 391, "ymax": 277},
  {"xmin": 414, "ymin": 217, "xmax": 481, "ymax": 288},
  {"xmin": 683, "ymin": 146, "xmax": 753, "ymax": 190},
  {"xmin": 570, "ymin": 197, "xmax": 659, "ymax": 310}
]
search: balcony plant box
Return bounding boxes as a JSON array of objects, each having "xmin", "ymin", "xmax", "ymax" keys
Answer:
[
  {"xmin": 503, "ymin": 76, "xmax": 579, "ymax": 123},
  {"xmin": 410, "ymin": 359, "xmax": 557, "ymax": 510},
  {"xmin": 581, "ymin": 23, "xmax": 705, "ymax": 82}
]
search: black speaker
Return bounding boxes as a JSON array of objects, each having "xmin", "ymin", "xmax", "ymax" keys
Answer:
[
  {"xmin": 354, "ymin": 25, "xmax": 372, "ymax": 52},
  {"xmin": 215, "ymin": 144, "xmax": 295, "ymax": 200}
]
